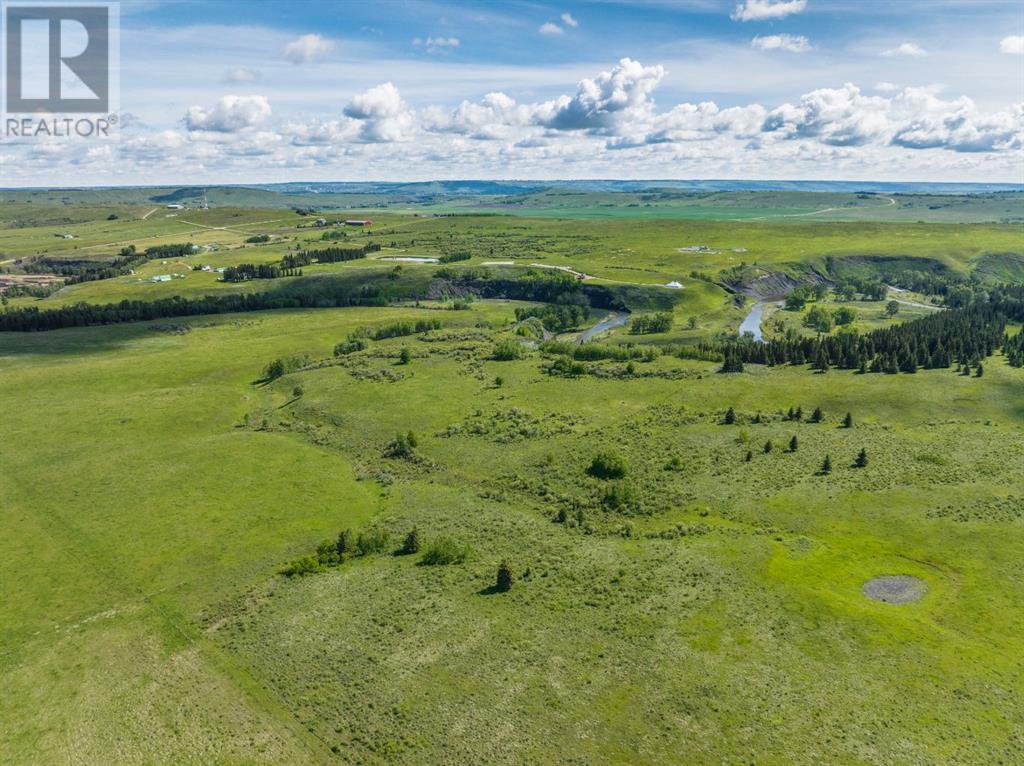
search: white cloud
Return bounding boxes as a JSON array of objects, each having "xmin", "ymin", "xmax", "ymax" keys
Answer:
[
  {"xmin": 752, "ymin": 34, "xmax": 811, "ymax": 53},
  {"xmin": 875, "ymin": 82, "xmax": 899, "ymax": 93},
  {"xmin": 763, "ymin": 83, "xmax": 890, "ymax": 146},
  {"xmin": 561, "ymin": 13, "xmax": 579, "ymax": 28},
  {"xmin": 534, "ymin": 58, "xmax": 666, "ymax": 132},
  {"xmin": 283, "ymin": 33, "xmax": 334, "ymax": 64},
  {"xmin": 731, "ymin": 0, "xmax": 807, "ymax": 22},
  {"xmin": 1000, "ymin": 35, "xmax": 1024, "ymax": 55},
  {"xmin": 222, "ymin": 67, "xmax": 261, "ymax": 84},
  {"xmin": 883, "ymin": 42, "xmax": 927, "ymax": 58},
  {"xmin": 184, "ymin": 95, "xmax": 272, "ymax": 132},
  {"xmin": 539, "ymin": 22, "xmax": 564, "ymax": 36},
  {"xmin": 343, "ymin": 82, "xmax": 416, "ymax": 142},
  {"xmin": 414, "ymin": 36, "xmax": 460, "ymax": 52}
]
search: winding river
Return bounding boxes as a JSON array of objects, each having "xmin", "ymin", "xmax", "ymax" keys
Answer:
[
  {"xmin": 577, "ymin": 311, "xmax": 630, "ymax": 343},
  {"xmin": 738, "ymin": 300, "xmax": 782, "ymax": 343}
]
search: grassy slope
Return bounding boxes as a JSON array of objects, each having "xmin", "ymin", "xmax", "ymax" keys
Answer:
[{"xmin": 2, "ymin": 304, "xmax": 1023, "ymax": 764}]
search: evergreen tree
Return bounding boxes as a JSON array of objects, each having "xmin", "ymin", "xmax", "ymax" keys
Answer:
[
  {"xmin": 855, "ymin": 448, "xmax": 868, "ymax": 468},
  {"xmin": 745, "ymin": 450, "xmax": 753, "ymax": 462},
  {"xmin": 975, "ymin": 362, "xmax": 984, "ymax": 378},
  {"xmin": 724, "ymin": 407, "xmax": 736, "ymax": 425},
  {"xmin": 336, "ymin": 528, "xmax": 352, "ymax": 557},
  {"xmin": 400, "ymin": 527, "xmax": 421, "ymax": 555},
  {"xmin": 399, "ymin": 347, "xmax": 412, "ymax": 365},
  {"xmin": 764, "ymin": 440, "xmax": 774, "ymax": 454},
  {"xmin": 786, "ymin": 407, "xmax": 796, "ymax": 421},
  {"xmin": 795, "ymin": 407, "xmax": 803, "ymax": 421},
  {"xmin": 821, "ymin": 455, "xmax": 832, "ymax": 474},
  {"xmin": 843, "ymin": 412, "xmax": 853, "ymax": 428},
  {"xmin": 811, "ymin": 407, "xmax": 823, "ymax": 423},
  {"xmin": 789, "ymin": 436, "xmax": 798, "ymax": 452},
  {"xmin": 496, "ymin": 560, "xmax": 514, "ymax": 592}
]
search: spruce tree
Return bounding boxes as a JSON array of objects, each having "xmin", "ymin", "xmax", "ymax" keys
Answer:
[
  {"xmin": 764, "ymin": 440, "xmax": 773, "ymax": 454},
  {"xmin": 745, "ymin": 450, "xmax": 753, "ymax": 462},
  {"xmin": 336, "ymin": 528, "xmax": 352, "ymax": 557},
  {"xmin": 496, "ymin": 560, "xmax": 514, "ymax": 592},
  {"xmin": 855, "ymin": 448, "xmax": 868, "ymax": 468},
  {"xmin": 789, "ymin": 435, "xmax": 798, "ymax": 452},
  {"xmin": 975, "ymin": 362, "xmax": 984, "ymax": 378},
  {"xmin": 795, "ymin": 406, "xmax": 803, "ymax": 421},
  {"xmin": 843, "ymin": 412, "xmax": 853, "ymax": 428},
  {"xmin": 724, "ymin": 407, "xmax": 736, "ymax": 425},
  {"xmin": 811, "ymin": 407, "xmax": 823, "ymax": 423},
  {"xmin": 400, "ymin": 527, "xmax": 421, "ymax": 555},
  {"xmin": 821, "ymin": 455, "xmax": 832, "ymax": 474}
]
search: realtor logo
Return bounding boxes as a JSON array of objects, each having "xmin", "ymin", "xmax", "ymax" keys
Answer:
[{"xmin": 3, "ymin": 2, "xmax": 118, "ymax": 114}]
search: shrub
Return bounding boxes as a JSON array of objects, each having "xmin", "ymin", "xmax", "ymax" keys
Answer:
[
  {"xmin": 399, "ymin": 527, "xmax": 421, "ymax": 555},
  {"xmin": 336, "ymin": 528, "xmax": 353, "ymax": 557},
  {"xmin": 420, "ymin": 536, "xmax": 470, "ymax": 565},
  {"xmin": 334, "ymin": 337, "xmax": 368, "ymax": 356},
  {"xmin": 315, "ymin": 539, "xmax": 340, "ymax": 566},
  {"xmin": 356, "ymin": 528, "xmax": 391, "ymax": 556},
  {"xmin": 587, "ymin": 451, "xmax": 628, "ymax": 480},
  {"xmin": 399, "ymin": 348, "xmax": 412, "ymax": 365},
  {"xmin": 280, "ymin": 555, "xmax": 320, "ymax": 577},
  {"xmin": 600, "ymin": 481, "xmax": 637, "ymax": 512},
  {"xmin": 263, "ymin": 359, "xmax": 285, "ymax": 380},
  {"xmin": 493, "ymin": 339, "xmax": 526, "ymax": 361},
  {"xmin": 385, "ymin": 431, "xmax": 419, "ymax": 459}
]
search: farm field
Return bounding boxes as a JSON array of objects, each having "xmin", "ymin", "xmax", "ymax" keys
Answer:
[{"xmin": 2, "ymin": 302, "xmax": 1024, "ymax": 764}]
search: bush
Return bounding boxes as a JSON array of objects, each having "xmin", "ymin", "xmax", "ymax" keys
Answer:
[
  {"xmin": 587, "ymin": 450, "xmax": 628, "ymax": 480},
  {"xmin": 280, "ymin": 555, "xmax": 321, "ymax": 577},
  {"xmin": 493, "ymin": 339, "xmax": 526, "ymax": 361},
  {"xmin": 245, "ymin": 234, "xmax": 271, "ymax": 243},
  {"xmin": 420, "ymin": 536, "xmax": 470, "ymax": 565},
  {"xmin": 399, "ymin": 527, "xmax": 421, "ymax": 555},
  {"xmin": 384, "ymin": 431, "xmax": 419, "ymax": 459},
  {"xmin": 333, "ymin": 337, "xmax": 368, "ymax": 356},
  {"xmin": 356, "ymin": 528, "xmax": 391, "ymax": 556},
  {"xmin": 601, "ymin": 481, "xmax": 637, "ymax": 512}
]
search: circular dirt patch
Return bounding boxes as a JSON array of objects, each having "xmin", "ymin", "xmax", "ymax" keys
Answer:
[{"xmin": 862, "ymin": 575, "xmax": 927, "ymax": 604}]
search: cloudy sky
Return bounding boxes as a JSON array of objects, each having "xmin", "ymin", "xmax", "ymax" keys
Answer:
[{"xmin": 4, "ymin": 0, "xmax": 1023, "ymax": 186}]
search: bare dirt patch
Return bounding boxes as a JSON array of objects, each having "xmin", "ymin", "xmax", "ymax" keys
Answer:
[{"xmin": 862, "ymin": 575, "xmax": 927, "ymax": 604}]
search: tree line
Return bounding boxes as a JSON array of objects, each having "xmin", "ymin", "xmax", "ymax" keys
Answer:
[{"xmin": 713, "ymin": 286, "xmax": 1024, "ymax": 374}]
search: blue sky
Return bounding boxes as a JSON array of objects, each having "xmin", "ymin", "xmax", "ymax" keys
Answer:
[{"xmin": 4, "ymin": 0, "xmax": 1023, "ymax": 184}]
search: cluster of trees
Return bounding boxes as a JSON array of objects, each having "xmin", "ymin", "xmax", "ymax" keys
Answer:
[
  {"xmin": 21, "ymin": 251, "xmax": 147, "ymax": 285},
  {"xmin": 362, "ymin": 318, "xmax": 442, "ymax": 340},
  {"xmin": 245, "ymin": 234, "xmax": 270, "ymax": 244},
  {"xmin": 706, "ymin": 288, "xmax": 1024, "ymax": 374},
  {"xmin": 438, "ymin": 251, "xmax": 471, "ymax": 264},
  {"xmin": 279, "ymin": 243, "xmax": 380, "ymax": 269},
  {"xmin": 144, "ymin": 243, "xmax": 195, "ymax": 259},
  {"xmin": 222, "ymin": 263, "xmax": 304, "ymax": 282},
  {"xmin": 804, "ymin": 304, "xmax": 857, "ymax": 332},
  {"xmin": 784, "ymin": 283, "xmax": 829, "ymax": 311},
  {"xmin": 515, "ymin": 303, "xmax": 588, "ymax": 331},
  {"xmin": 629, "ymin": 312, "xmax": 673, "ymax": 335},
  {"xmin": 832, "ymin": 277, "xmax": 889, "ymax": 302},
  {"xmin": 1005, "ymin": 330, "xmax": 1024, "ymax": 367},
  {"xmin": 0, "ymin": 287, "xmax": 396, "ymax": 332},
  {"xmin": 587, "ymin": 451, "xmax": 628, "ymax": 480}
]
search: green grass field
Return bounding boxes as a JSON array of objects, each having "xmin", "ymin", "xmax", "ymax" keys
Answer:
[
  {"xmin": 2, "ymin": 300, "xmax": 1023, "ymax": 764},
  {"xmin": 2, "ymin": 193, "xmax": 1023, "ymax": 764}
]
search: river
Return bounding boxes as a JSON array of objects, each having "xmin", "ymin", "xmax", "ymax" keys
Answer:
[
  {"xmin": 577, "ymin": 311, "xmax": 630, "ymax": 343},
  {"xmin": 738, "ymin": 300, "xmax": 781, "ymax": 343}
]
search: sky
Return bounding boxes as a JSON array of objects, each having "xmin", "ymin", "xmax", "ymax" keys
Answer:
[{"xmin": 2, "ymin": 0, "xmax": 1023, "ymax": 186}]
